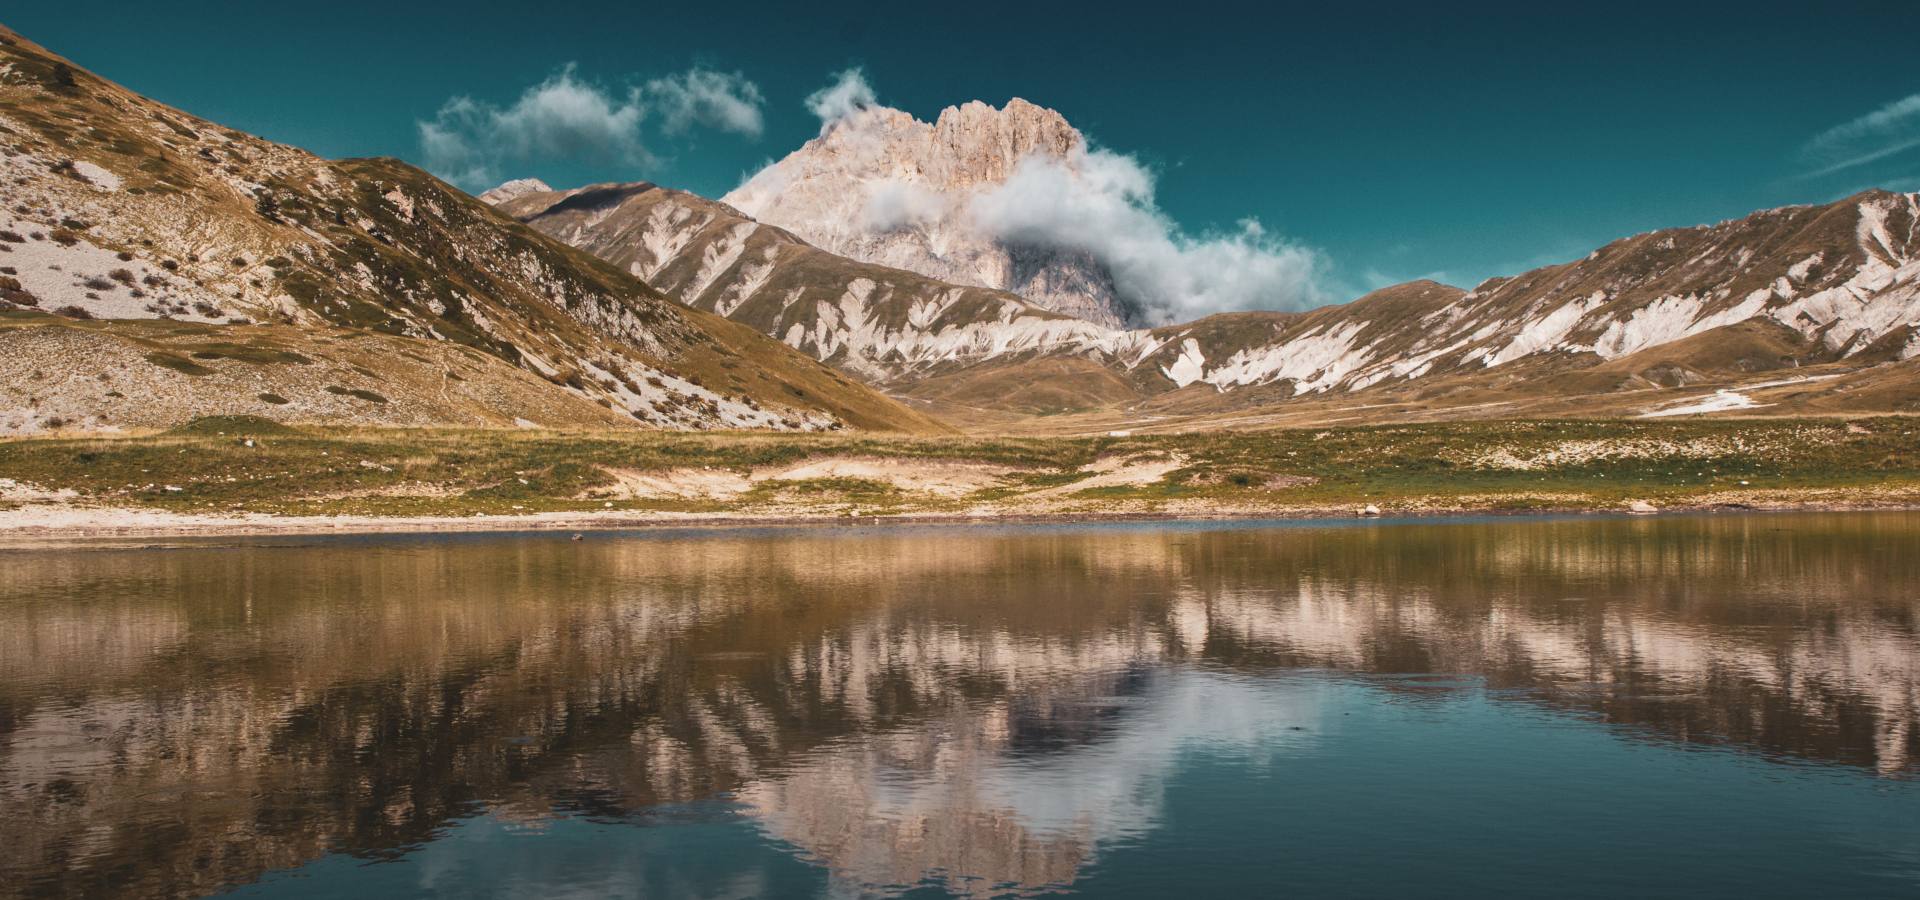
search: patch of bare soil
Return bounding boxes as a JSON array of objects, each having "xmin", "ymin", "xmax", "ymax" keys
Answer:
[
  {"xmin": 588, "ymin": 467, "xmax": 754, "ymax": 501},
  {"xmin": 1033, "ymin": 453, "xmax": 1189, "ymax": 498},
  {"xmin": 763, "ymin": 457, "xmax": 1020, "ymax": 497},
  {"xmin": 586, "ymin": 456, "xmax": 1026, "ymax": 501}
]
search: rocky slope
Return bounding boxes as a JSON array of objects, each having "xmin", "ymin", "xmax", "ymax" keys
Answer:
[
  {"xmin": 1013, "ymin": 190, "xmax": 1920, "ymax": 429},
  {"xmin": 505, "ymin": 166, "xmax": 1920, "ymax": 425},
  {"xmin": 494, "ymin": 181, "xmax": 1146, "ymax": 384},
  {"xmin": 720, "ymin": 99, "xmax": 1130, "ymax": 327},
  {"xmin": 0, "ymin": 26, "xmax": 941, "ymax": 435},
  {"xmin": 1131, "ymin": 189, "xmax": 1920, "ymax": 406}
]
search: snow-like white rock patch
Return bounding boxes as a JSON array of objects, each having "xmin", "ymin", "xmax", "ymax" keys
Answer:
[
  {"xmin": 0, "ymin": 478, "xmax": 79, "ymax": 502},
  {"xmin": 1638, "ymin": 389, "xmax": 1764, "ymax": 418},
  {"xmin": 1201, "ymin": 321, "xmax": 1373, "ymax": 394},
  {"xmin": 587, "ymin": 457, "xmax": 1022, "ymax": 500},
  {"xmin": 1161, "ymin": 338, "xmax": 1207, "ymax": 387},
  {"xmin": 70, "ymin": 161, "xmax": 121, "ymax": 191},
  {"xmin": 0, "ymin": 214, "xmax": 227, "ymax": 320},
  {"xmin": 1485, "ymin": 292, "xmax": 1605, "ymax": 366}
]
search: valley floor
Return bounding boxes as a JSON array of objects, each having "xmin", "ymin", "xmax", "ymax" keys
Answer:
[{"xmin": 1, "ymin": 416, "xmax": 1917, "ymax": 541}]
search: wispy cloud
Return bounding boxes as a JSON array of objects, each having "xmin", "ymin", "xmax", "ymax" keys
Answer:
[
  {"xmin": 646, "ymin": 68, "xmax": 764, "ymax": 137},
  {"xmin": 1800, "ymin": 92, "xmax": 1920, "ymax": 179},
  {"xmin": 418, "ymin": 64, "xmax": 764, "ymax": 190}
]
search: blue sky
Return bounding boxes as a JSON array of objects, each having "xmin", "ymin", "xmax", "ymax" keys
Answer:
[{"xmin": 12, "ymin": 1, "xmax": 1920, "ymax": 304}]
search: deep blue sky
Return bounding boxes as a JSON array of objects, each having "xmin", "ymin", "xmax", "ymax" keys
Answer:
[{"xmin": 12, "ymin": 1, "xmax": 1920, "ymax": 301}]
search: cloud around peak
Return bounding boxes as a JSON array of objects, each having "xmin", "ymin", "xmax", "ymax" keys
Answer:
[
  {"xmin": 967, "ymin": 147, "xmax": 1327, "ymax": 323},
  {"xmin": 740, "ymin": 67, "xmax": 1329, "ymax": 322},
  {"xmin": 418, "ymin": 64, "xmax": 764, "ymax": 189},
  {"xmin": 804, "ymin": 67, "xmax": 878, "ymax": 132}
]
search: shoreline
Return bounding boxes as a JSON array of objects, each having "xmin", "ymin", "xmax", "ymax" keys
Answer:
[{"xmin": 3, "ymin": 498, "xmax": 1916, "ymax": 545}]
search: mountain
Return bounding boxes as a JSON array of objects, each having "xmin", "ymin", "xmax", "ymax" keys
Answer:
[
  {"xmin": 492, "ymin": 181, "xmax": 1145, "ymax": 385},
  {"xmin": 0, "ymin": 25, "xmax": 941, "ymax": 435},
  {"xmin": 1029, "ymin": 190, "xmax": 1920, "ymax": 429},
  {"xmin": 504, "ymin": 159, "xmax": 1920, "ymax": 427},
  {"xmin": 719, "ymin": 99, "xmax": 1131, "ymax": 327},
  {"xmin": 1133, "ymin": 190, "xmax": 1920, "ymax": 395}
]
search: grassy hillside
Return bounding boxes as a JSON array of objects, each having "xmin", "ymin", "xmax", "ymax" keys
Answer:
[{"xmin": 0, "ymin": 24, "xmax": 942, "ymax": 434}]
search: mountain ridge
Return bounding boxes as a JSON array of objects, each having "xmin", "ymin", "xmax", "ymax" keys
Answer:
[{"xmin": 500, "ymin": 166, "xmax": 1920, "ymax": 427}]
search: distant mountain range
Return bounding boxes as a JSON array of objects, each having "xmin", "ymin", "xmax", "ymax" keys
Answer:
[
  {"xmin": 0, "ymin": 25, "xmax": 940, "ymax": 434},
  {"xmin": 499, "ymin": 158, "xmax": 1920, "ymax": 426},
  {"xmin": 3, "ymin": 20, "xmax": 1915, "ymax": 437}
]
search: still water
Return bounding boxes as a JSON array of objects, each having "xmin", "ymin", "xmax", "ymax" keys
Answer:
[{"xmin": 1, "ymin": 514, "xmax": 1917, "ymax": 899}]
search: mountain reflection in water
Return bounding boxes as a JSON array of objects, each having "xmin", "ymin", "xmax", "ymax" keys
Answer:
[{"xmin": 0, "ymin": 514, "xmax": 1916, "ymax": 898}]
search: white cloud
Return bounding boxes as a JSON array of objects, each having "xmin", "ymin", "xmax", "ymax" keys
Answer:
[
  {"xmin": 805, "ymin": 67, "xmax": 877, "ymax": 132},
  {"xmin": 646, "ymin": 68, "xmax": 765, "ymax": 137},
  {"xmin": 859, "ymin": 179, "xmax": 948, "ymax": 232},
  {"xmin": 1801, "ymin": 93, "xmax": 1920, "ymax": 178},
  {"xmin": 419, "ymin": 63, "xmax": 764, "ymax": 190},
  {"xmin": 419, "ymin": 66, "xmax": 648, "ymax": 189},
  {"xmin": 967, "ymin": 148, "xmax": 1327, "ymax": 323}
]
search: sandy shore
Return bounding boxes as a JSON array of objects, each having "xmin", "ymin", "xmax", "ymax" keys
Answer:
[{"xmin": 3, "ymin": 497, "xmax": 1915, "ymax": 545}]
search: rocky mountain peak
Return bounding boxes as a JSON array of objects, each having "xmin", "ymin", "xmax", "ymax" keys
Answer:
[
  {"xmin": 721, "ymin": 99, "xmax": 1129, "ymax": 327},
  {"xmin": 927, "ymin": 98, "xmax": 1081, "ymax": 188}
]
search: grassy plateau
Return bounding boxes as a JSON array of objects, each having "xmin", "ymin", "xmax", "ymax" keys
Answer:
[{"xmin": 1, "ymin": 416, "xmax": 1917, "ymax": 528}]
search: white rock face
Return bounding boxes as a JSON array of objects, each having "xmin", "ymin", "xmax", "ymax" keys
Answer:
[{"xmin": 722, "ymin": 100, "xmax": 1129, "ymax": 327}]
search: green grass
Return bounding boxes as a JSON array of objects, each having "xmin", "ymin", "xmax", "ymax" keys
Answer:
[
  {"xmin": 184, "ymin": 342, "xmax": 314, "ymax": 365},
  {"xmin": 0, "ymin": 417, "xmax": 1914, "ymax": 519},
  {"xmin": 143, "ymin": 351, "xmax": 215, "ymax": 377},
  {"xmin": 323, "ymin": 385, "xmax": 389, "ymax": 404},
  {"xmin": 165, "ymin": 415, "xmax": 302, "ymax": 437}
]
